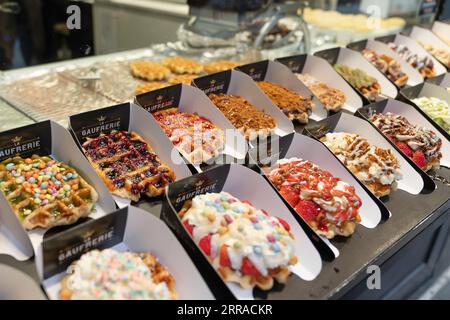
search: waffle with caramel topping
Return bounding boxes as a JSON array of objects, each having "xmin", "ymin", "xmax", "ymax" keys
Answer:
[
  {"xmin": 82, "ymin": 130, "xmax": 175, "ymax": 202},
  {"xmin": 208, "ymin": 93, "xmax": 276, "ymax": 140},
  {"xmin": 0, "ymin": 155, "xmax": 98, "ymax": 230},
  {"xmin": 257, "ymin": 81, "xmax": 313, "ymax": 123}
]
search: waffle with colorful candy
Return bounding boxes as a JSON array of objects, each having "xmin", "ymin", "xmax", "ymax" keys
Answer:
[
  {"xmin": 370, "ymin": 112, "xmax": 442, "ymax": 171},
  {"xmin": 321, "ymin": 132, "xmax": 402, "ymax": 197},
  {"xmin": 268, "ymin": 158, "xmax": 362, "ymax": 239},
  {"xmin": 81, "ymin": 130, "xmax": 175, "ymax": 202},
  {"xmin": 0, "ymin": 155, "xmax": 98, "ymax": 230},
  {"xmin": 179, "ymin": 192, "xmax": 298, "ymax": 290},
  {"xmin": 60, "ymin": 249, "xmax": 177, "ymax": 300}
]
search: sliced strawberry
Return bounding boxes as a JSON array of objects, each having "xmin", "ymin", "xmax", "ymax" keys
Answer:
[
  {"xmin": 198, "ymin": 234, "xmax": 212, "ymax": 257},
  {"xmin": 276, "ymin": 216, "xmax": 291, "ymax": 232},
  {"xmin": 412, "ymin": 150, "xmax": 427, "ymax": 169},
  {"xmin": 219, "ymin": 245, "xmax": 231, "ymax": 267},
  {"xmin": 295, "ymin": 200, "xmax": 320, "ymax": 221},
  {"xmin": 279, "ymin": 186, "xmax": 299, "ymax": 207},
  {"xmin": 183, "ymin": 220, "xmax": 194, "ymax": 236},
  {"xmin": 396, "ymin": 142, "xmax": 413, "ymax": 157},
  {"xmin": 241, "ymin": 257, "xmax": 261, "ymax": 276},
  {"xmin": 241, "ymin": 200, "xmax": 253, "ymax": 206}
]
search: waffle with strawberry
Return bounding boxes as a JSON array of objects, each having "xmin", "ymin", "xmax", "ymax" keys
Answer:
[
  {"xmin": 370, "ymin": 112, "xmax": 442, "ymax": 171},
  {"xmin": 179, "ymin": 192, "xmax": 297, "ymax": 291},
  {"xmin": 268, "ymin": 158, "xmax": 362, "ymax": 239}
]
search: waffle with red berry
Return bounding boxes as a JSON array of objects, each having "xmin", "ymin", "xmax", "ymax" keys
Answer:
[
  {"xmin": 0, "ymin": 155, "xmax": 98, "ymax": 230},
  {"xmin": 370, "ymin": 112, "xmax": 442, "ymax": 171},
  {"xmin": 179, "ymin": 192, "xmax": 298, "ymax": 291},
  {"xmin": 81, "ymin": 130, "xmax": 175, "ymax": 201},
  {"xmin": 152, "ymin": 108, "xmax": 225, "ymax": 164},
  {"xmin": 268, "ymin": 158, "xmax": 362, "ymax": 239}
]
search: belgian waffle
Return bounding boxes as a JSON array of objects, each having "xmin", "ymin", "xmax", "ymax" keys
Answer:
[
  {"xmin": 179, "ymin": 192, "xmax": 297, "ymax": 291},
  {"xmin": 135, "ymin": 82, "xmax": 168, "ymax": 95},
  {"xmin": 257, "ymin": 81, "xmax": 314, "ymax": 123},
  {"xmin": 82, "ymin": 130, "xmax": 175, "ymax": 202},
  {"xmin": 334, "ymin": 64, "xmax": 381, "ymax": 101},
  {"xmin": 297, "ymin": 74, "xmax": 346, "ymax": 112},
  {"xmin": 203, "ymin": 60, "xmax": 240, "ymax": 74},
  {"xmin": 163, "ymin": 57, "xmax": 203, "ymax": 75},
  {"xmin": 168, "ymin": 74, "xmax": 197, "ymax": 85},
  {"xmin": 0, "ymin": 155, "xmax": 98, "ymax": 230},
  {"xmin": 130, "ymin": 61, "xmax": 171, "ymax": 81},
  {"xmin": 60, "ymin": 249, "xmax": 178, "ymax": 300}
]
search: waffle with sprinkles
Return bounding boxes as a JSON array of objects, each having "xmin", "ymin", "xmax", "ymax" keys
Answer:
[
  {"xmin": 81, "ymin": 130, "xmax": 175, "ymax": 202},
  {"xmin": 179, "ymin": 192, "xmax": 298, "ymax": 291},
  {"xmin": 0, "ymin": 155, "xmax": 98, "ymax": 230},
  {"xmin": 60, "ymin": 249, "xmax": 177, "ymax": 300}
]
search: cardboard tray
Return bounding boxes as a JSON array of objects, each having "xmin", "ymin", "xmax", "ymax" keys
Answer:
[
  {"xmin": 68, "ymin": 102, "xmax": 193, "ymax": 208},
  {"xmin": 347, "ymin": 39, "xmax": 424, "ymax": 87},
  {"xmin": 426, "ymin": 72, "xmax": 450, "ymax": 89},
  {"xmin": 0, "ymin": 121, "xmax": 116, "ymax": 261},
  {"xmin": 134, "ymin": 83, "xmax": 247, "ymax": 172},
  {"xmin": 399, "ymin": 82, "xmax": 450, "ymax": 140},
  {"xmin": 191, "ymin": 69, "xmax": 295, "ymax": 143},
  {"xmin": 161, "ymin": 164, "xmax": 322, "ymax": 300},
  {"xmin": 276, "ymin": 53, "xmax": 363, "ymax": 113},
  {"xmin": 247, "ymin": 132, "xmax": 391, "ymax": 258},
  {"xmin": 376, "ymin": 34, "xmax": 447, "ymax": 77},
  {"xmin": 36, "ymin": 206, "xmax": 214, "ymax": 300},
  {"xmin": 314, "ymin": 47, "xmax": 398, "ymax": 103},
  {"xmin": 236, "ymin": 60, "xmax": 328, "ymax": 121},
  {"xmin": 305, "ymin": 112, "xmax": 434, "ymax": 197}
]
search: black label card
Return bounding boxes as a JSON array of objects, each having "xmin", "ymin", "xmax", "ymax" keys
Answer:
[
  {"xmin": 42, "ymin": 208, "xmax": 128, "ymax": 279},
  {"xmin": 347, "ymin": 40, "xmax": 368, "ymax": 52},
  {"xmin": 400, "ymin": 83, "xmax": 425, "ymax": 100},
  {"xmin": 236, "ymin": 60, "xmax": 269, "ymax": 82},
  {"xmin": 375, "ymin": 34, "xmax": 396, "ymax": 44},
  {"xmin": 426, "ymin": 74, "xmax": 445, "ymax": 86},
  {"xmin": 248, "ymin": 133, "xmax": 294, "ymax": 167},
  {"xmin": 305, "ymin": 112, "xmax": 342, "ymax": 139},
  {"xmin": 166, "ymin": 165, "xmax": 230, "ymax": 212},
  {"xmin": 69, "ymin": 103, "xmax": 131, "ymax": 144},
  {"xmin": 0, "ymin": 121, "xmax": 52, "ymax": 161},
  {"xmin": 192, "ymin": 70, "xmax": 231, "ymax": 95},
  {"xmin": 275, "ymin": 54, "xmax": 307, "ymax": 74},
  {"xmin": 357, "ymin": 100, "xmax": 388, "ymax": 120},
  {"xmin": 135, "ymin": 84, "xmax": 182, "ymax": 113},
  {"xmin": 314, "ymin": 47, "xmax": 340, "ymax": 66}
]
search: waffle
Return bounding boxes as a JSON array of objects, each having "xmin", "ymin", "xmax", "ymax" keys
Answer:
[
  {"xmin": 420, "ymin": 42, "xmax": 450, "ymax": 67},
  {"xmin": 370, "ymin": 112, "xmax": 442, "ymax": 171},
  {"xmin": 362, "ymin": 49, "xmax": 409, "ymax": 88},
  {"xmin": 60, "ymin": 249, "xmax": 177, "ymax": 300},
  {"xmin": 0, "ymin": 155, "xmax": 98, "ymax": 230},
  {"xmin": 257, "ymin": 81, "xmax": 314, "ymax": 123},
  {"xmin": 179, "ymin": 192, "xmax": 298, "ymax": 291},
  {"xmin": 168, "ymin": 74, "xmax": 197, "ymax": 85},
  {"xmin": 297, "ymin": 74, "xmax": 346, "ymax": 112},
  {"xmin": 334, "ymin": 64, "xmax": 381, "ymax": 101},
  {"xmin": 163, "ymin": 57, "xmax": 203, "ymax": 74},
  {"xmin": 203, "ymin": 60, "xmax": 240, "ymax": 74},
  {"xmin": 135, "ymin": 82, "xmax": 168, "ymax": 95},
  {"xmin": 208, "ymin": 93, "xmax": 276, "ymax": 140},
  {"xmin": 268, "ymin": 158, "xmax": 362, "ymax": 239},
  {"xmin": 153, "ymin": 108, "xmax": 225, "ymax": 164},
  {"xmin": 82, "ymin": 130, "xmax": 175, "ymax": 202},
  {"xmin": 130, "ymin": 61, "xmax": 171, "ymax": 81},
  {"xmin": 388, "ymin": 43, "xmax": 436, "ymax": 78},
  {"xmin": 321, "ymin": 132, "xmax": 402, "ymax": 198}
]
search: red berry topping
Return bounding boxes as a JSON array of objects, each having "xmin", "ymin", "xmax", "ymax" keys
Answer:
[
  {"xmin": 241, "ymin": 257, "xmax": 261, "ymax": 276},
  {"xmin": 396, "ymin": 142, "xmax": 413, "ymax": 157},
  {"xmin": 219, "ymin": 245, "xmax": 231, "ymax": 267},
  {"xmin": 276, "ymin": 216, "xmax": 291, "ymax": 232},
  {"xmin": 295, "ymin": 200, "xmax": 320, "ymax": 221},
  {"xmin": 198, "ymin": 234, "xmax": 212, "ymax": 257},
  {"xmin": 183, "ymin": 220, "xmax": 194, "ymax": 236},
  {"xmin": 412, "ymin": 150, "xmax": 427, "ymax": 169}
]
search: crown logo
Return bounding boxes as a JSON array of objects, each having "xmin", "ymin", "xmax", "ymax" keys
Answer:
[
  {"xmin": 82, "ymin": 230, "xmax": 95, "ymax": 239},
  {"xmin": 157, "ymin": 95, "xmax": 164, "ymax": 101},
  {"xmin": 210, "ymin": 79, "xmax": 216, "ymax": 85},
  {"xmin": 250, "ymin": 68, "xmax": 255, "ymax": 73},
  {"xmin": 97, "ymin": 116, "xmax": 106, "ymax": 122},
  {"xmin": 288, "ymin": 61, "xmax": 294, "ymax": 66},
  {"xmin": 11, "ymin": 136, "xmax": 22, "ymax": 144},
  {"xmin": 195, "ymin": 179, "xmax": 204, "ymax": 187}
]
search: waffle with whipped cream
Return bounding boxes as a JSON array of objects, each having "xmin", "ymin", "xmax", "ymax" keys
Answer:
[
  {"xmin": 370, "ymin": 112, "xmax": 442, "ymax": 171},
  {"xmin": 179, "ymin": 192, "xmax": 297, "ymax": 291},
  {"xmin": 321, "ymin": 132, "xmax": 402, "ymax": 197}
]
